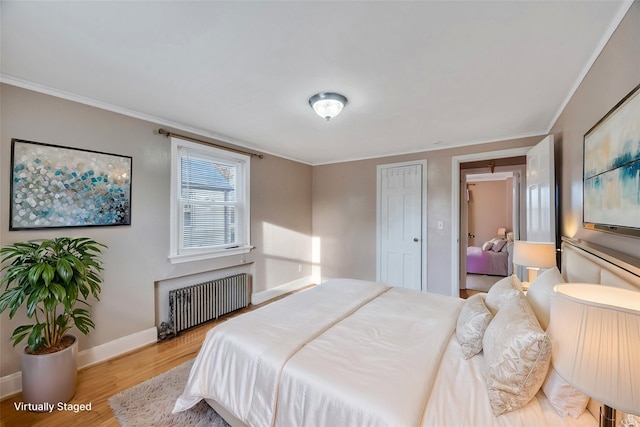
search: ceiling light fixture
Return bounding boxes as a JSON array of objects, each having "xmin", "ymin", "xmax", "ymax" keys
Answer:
[{"xmin": 309, "ymin": 92, "xmax": 348, "ymax": 121}]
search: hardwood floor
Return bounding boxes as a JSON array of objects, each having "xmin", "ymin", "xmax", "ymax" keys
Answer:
[
  {"xmin": 459, "ymin": 288, "xmax": 485, "ymax": 299},
  {"xmin": 0, "ymin": 303, "xmax": 257, "ymax": 427}
]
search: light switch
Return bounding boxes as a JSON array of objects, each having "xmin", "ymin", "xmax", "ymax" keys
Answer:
[{"xmin": 437, "ymin": 220, "xmax": 444, "ymax": 230}]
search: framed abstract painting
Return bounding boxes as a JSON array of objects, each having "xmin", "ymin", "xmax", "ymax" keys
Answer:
[
  {"xmin": 583, "ymin": 83, "xmax": 640, "ymax": 238},
  {"xmin": 9, "ymin": 139, "xmax": 132, "ymax": 230}
]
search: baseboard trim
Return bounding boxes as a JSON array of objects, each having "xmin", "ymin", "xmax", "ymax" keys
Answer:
[
  {"xmin": 0, "ymin": 326, "xmax": 157, "ymax": 400},
  {"xmin": 76, "ymin": 327, "xmax": 158, "ymax": 369},
  {"xmin": 251, "ymin": 276, "xmax": 315, "ymax": 305}
]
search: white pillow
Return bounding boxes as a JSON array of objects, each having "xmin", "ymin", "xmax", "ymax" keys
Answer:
[
  {"xmin": 482, "ymin": 241, "xmax": 494, "ymax": 251},
  {"xmin": 483, "ymin": 293, "xmax": 552, "ymax": 416},
  {"xmin": 456, "ymin": 294, "xmax": 493, "ymax": 359},
  {"xmin": 542, "ymin": 367, "xmax": 589, "ymax": 418},
  {"xmin": 525, "ymin": 266, "xmax": 564, "ymax": 330},
  {"xmin": 485, "ymin": 275, "xmax": 521, "ymax": 315}
]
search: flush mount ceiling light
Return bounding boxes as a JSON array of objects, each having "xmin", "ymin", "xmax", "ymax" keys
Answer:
[{"xmin": 309, "ymin": 92, "xmax": 348, "ymax": 121}]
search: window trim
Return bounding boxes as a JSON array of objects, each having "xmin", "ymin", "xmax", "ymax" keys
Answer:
[{"xmin": 169, "ymin": 137, "xmax": 251, "ymax": 263}]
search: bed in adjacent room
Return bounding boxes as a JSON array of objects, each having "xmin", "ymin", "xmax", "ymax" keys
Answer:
[
  {"xmin": 466, "ymin": 237, "xmax": 513, "ymax": 276},
  {"xmin": 173, "ymin": 237, "xmax": 639, "ymax": 427}
]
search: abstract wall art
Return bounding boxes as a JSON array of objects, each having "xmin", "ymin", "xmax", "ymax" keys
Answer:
[
  {"xmin": 10, "ymin": 139, "xmax": 132, "ymax": 230},
  {"xmin": 583, "ymin": 83, "xmax": 640, "ymax": 238}
]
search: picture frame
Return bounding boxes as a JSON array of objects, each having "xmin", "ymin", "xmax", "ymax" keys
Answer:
[
  {"xmin": 583, "ymin": 83, "xmax": 640, "ymax": 238},
  {"xmin": 9, "ymin": 139, "xmax": 132, "ymax": 230}
]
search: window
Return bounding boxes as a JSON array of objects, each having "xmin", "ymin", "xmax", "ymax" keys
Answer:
[{"xmin": 170, "ymin": 137, "xmax": 251, "ymax": 263}]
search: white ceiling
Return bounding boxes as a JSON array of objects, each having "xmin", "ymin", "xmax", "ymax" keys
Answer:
[{"xmin": 0, "ymin": 1, "xmax": 632, "ymax": 165}]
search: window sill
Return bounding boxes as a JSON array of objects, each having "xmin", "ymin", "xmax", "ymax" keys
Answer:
[{"xmin": 169, "ymin": 245, "xmax": 253, "ymax": 264}]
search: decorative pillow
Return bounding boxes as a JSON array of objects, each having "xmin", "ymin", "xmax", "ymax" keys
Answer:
[
  {"xmin": 456, "ymin": 294, "xmax": 493, "ymax": 359},
  {"xmin": 525, "ymin": 266, "xmax": 564, "ymax": 330},
  {"xmin": 483, "ymin": 293, "xmax": 552, "ymax": 416},
  {"xmin": 485, "ymin": 275, "xmax": 521, "ymax": 314},
  {"xmin": 542, "ymin": 366, "xmax": 589, "ymax": 418},
  {"xmin": 482, "ymin": 241, "xmax": 494, "ymax": 251},
  {"xmin": 491, "ymin": 239, "xmax": 507, "ymax": 252}
]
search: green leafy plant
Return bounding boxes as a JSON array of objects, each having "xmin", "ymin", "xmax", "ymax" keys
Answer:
[{"xmin": 0, "ymin": 237, "xmax": 106, "ymax": 353}]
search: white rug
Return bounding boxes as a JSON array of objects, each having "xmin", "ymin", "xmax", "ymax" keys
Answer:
[{"xmin": 109, "ymin": 359, "xmax": 230, "ymax": 427}]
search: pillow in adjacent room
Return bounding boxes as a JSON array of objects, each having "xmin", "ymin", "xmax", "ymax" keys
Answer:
[
  {"xmin": 542, "ymin": 366, "xmax": 590, "ymax": 418},
  {"xmin": 525, "ymin": 266, "xmax": 564, "ymax": 330},
  {"xmin": 456, "ymin": 294, "xmax": 493, "ymax": 359},
  {"xmin": 485, "ymin": 275, "xmax": 521, "ymax": 314},
  {"xmin": 483, "ymin": 293, "xmax": 551, "ymax": 416},
  {"xmin": 482, "ymin": 241, "xmax": 494, "ymax": 251},
  {"xmin": 491, "ymin": 239, "xmax": 507, "ymax": 252}
]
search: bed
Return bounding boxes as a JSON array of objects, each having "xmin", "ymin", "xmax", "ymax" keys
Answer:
[
  {"xmin": 466, "ymin": 238, "xmax": 513, "ymax": 276},
  {"xmin": 173, "ymin": 237, "xmax": 639, "ymax": 427}
]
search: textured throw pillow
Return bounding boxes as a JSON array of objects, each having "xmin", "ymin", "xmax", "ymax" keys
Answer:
[
  {"xmin": 482, "ymin": 241, "xmax": 494, "ymax": 251},
  {"xmin": 525, "ymin": 266, "xmax": 564, "ymax": 330},
  {"xmin": 485, "ymin": 275, "xmax": 521, "ymax": 315},
  {"xmin": 483, "ymin": 293, "xmax": 552, "ymax": 416},
  {"xmin": 491, "ymin": 239, "xmax": 507, "ymax": 252},
  {"xmin": 456, "ymin": 294, "xmax": 493, "ymax": 359},
  {"xmin": 542, "ymin": 367, "xmax": 589, "ymax": 418}
]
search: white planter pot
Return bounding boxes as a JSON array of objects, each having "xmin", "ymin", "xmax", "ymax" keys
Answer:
[{"xmin": 21, "ymin": 335, "xmax": 78, "ymax": 408}]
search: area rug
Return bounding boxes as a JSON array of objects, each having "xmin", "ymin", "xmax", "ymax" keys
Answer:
[{"xmin": 108, "ymin": 359, "xmax": 230, "ymax": 427}]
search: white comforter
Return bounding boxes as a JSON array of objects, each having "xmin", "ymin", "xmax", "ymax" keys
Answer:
[
  {"xmin": 275, "ymin": 287, "xmax": 462, "ymax": 427},
  {"xmin": 173, "ymin": 279, "xmax": 463, "ymax": 427}
]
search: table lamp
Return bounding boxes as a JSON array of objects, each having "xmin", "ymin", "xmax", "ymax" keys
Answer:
[
  {"xmin": 548, "ymin": 284, "xmax": 640, "ymax": 427},
  {"xmin": 512, "ymin": 241, "xmax": 556, "ymax": 284}
]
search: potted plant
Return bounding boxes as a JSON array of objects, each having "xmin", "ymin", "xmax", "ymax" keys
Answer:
[{"xmin": 0, "ymin": 237, "xmax": 106, "ymax": 407}]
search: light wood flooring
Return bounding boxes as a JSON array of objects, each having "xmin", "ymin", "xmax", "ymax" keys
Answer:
[
  {"xmin": 1, "ymin": 284, "xmax": 472, "ymax": 426},
  {"xmin": 0, "ymin": 298, "xmax": 265, "ymax": 427}
]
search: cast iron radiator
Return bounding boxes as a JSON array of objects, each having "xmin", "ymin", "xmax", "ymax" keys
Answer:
[{"xmin": 168, "ymin": 273, "xmax": 248, "ymax": 335}]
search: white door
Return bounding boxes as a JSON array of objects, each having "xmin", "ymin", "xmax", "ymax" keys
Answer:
[
  {"xmin": 377, "ymin": 161, "xmax": 426, "ymax": 290},
  {"xmin": 526, "ymin": 135, "xmax": 556, "ymax": 243}
]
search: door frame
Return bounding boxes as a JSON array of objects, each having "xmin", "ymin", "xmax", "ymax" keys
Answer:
[
  {"xmin": 450, "ymin": 147, "xmax": 530, "ymax": 297},
  {"xmin": 376, "ymin": 159, "xmax": 428, "ymax": 290}
]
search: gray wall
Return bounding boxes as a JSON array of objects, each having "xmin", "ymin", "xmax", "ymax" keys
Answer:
[
  {"xmin": 312, "ymin": 3, "xmax": 640, "ymax": 295},
  {"xmin": 1, "ymin": 0, "xmax": 638, "ymax": 379},
  {"xmin": 312, "ymin": 135, "xmax": 541, "ymax": 295},
  {"xmin": 0, "ymin": 84, "xmax": 312, "ymax": 376},
  {"xmin": 551, "ymin": 1, "xmax": 640, "ymax": 258}
]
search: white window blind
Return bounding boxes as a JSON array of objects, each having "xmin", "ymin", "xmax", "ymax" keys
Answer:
[{"xmin": 170, "ymin": 138, "xmax": 250, "ymax": 263}]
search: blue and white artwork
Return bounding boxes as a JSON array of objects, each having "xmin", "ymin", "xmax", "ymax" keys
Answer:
[
  {"xmin": 10, "ymin": 139, "xmax": 132, "ymax": 229},
  {"xmin": 584, "ymin": 85, "xmax": 640, "ymax": 233}
]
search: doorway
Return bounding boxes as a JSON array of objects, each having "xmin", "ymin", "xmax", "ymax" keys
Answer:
[
  {"xmin": 450, "ymin": 147, "xmax": 530, "ymax": 297},
  {"xmin": 461, "ymin": 166, "xmax": 525, "ymax": 291},
  {"xmin": 451, "ymin": 137, "xmax": 557, "ymax": 297}
]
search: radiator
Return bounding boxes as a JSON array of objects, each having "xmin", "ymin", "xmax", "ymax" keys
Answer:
[{"xmin": 169, "ymin": 273, "xmax": 248, "ymax": 335}]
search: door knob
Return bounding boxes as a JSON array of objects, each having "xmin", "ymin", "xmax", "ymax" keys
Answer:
[{"xmin": 413, "ymin": 238, "xmax": 419, "ymax": 242}]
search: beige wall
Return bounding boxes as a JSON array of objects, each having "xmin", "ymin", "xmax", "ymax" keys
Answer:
[
  {"xmin": 551, "ymin": 1, "xmax": 640, "ymax": 259},
  {"xmin": 312, "ymin": 135, "xmax": 541, "ymax": 295},
  {"xmin": 313, "ymin": 3, "xmax": 640, "ymax": 294},
  {"xmin": 1, "ymin": 0, "xmax": 638, "ymax": 381},
  {"xmin": 0, "ymin": 85, "xmax": 312, "ymax": 376},
  {"xmin": 468, "ymin": 180, "xmax": 508, "ymax": 245}
]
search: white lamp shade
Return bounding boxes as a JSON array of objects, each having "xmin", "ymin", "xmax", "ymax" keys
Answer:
[
  {"xmin": 512, "ymin": 241, "xmax": 556, "ymax": 268},
  {"xmin": 548, "ymin": 284, "xmax": 640, "ymax": 415}
]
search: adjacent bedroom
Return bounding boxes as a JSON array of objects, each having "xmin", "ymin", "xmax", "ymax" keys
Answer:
[
  {"xmin": 463, "ymin": 170, "xmax": 518, "ymax": 292},
  {"xmin": 1, "ymin": 1, "xmax": 639, "ymax": 427}
]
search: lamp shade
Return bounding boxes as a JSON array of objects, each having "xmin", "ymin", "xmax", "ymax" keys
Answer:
[
  {"xmin": 548, "ymin": 284, "xmax": 640, "ymax": 415},
  {"xmin": 309, "ymin": 92, "xmax": 347, "ymax": 121},
  {"xmin": 512, "ymin": 241, "xmax": 556, "ymax": 268}
]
